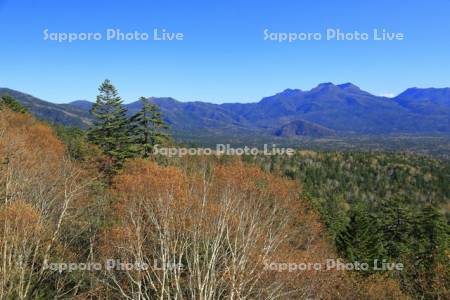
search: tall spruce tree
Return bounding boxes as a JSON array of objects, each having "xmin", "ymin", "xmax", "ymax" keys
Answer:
[
  {"xmin": 88, "ymin": 79, "xmax": 132, "ymax": 163},
  {"xmin": 129, "ymin": 97, "xmax": 169, "ymax": 158}
]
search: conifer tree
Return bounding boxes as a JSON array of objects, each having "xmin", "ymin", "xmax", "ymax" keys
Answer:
[
  {"xmin": 409, "ymin": 205, "xmax": 449, "ymax": 297},
  {"xmin": 129, "ymin": 97, "xmax": 169, "ymax": 158},
  {"xmin": 336, "ymin": 204, "xmax": 385, "ymax": 272},
  {"xmin": 414, "ymin": 205, "xmax": 448, "ymax": 271},
  {"xmin": 379, "ymin": 197, "xmax": 414, "ymax": 258},
  {"xmin": 88, "ymin": 79, "xmax": 132, "ymax": 164}
]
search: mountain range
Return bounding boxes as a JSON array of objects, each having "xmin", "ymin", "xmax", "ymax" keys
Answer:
[{"xmin": 1, "ymin": 83, "xmax": 449, "ymax": 141}]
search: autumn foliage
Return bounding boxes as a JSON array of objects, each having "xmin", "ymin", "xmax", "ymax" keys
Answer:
[
  {"xmin": 0, "ymin": 110, "xmax": 412, "ymax": 299},
  {"xmin": 99, "ymin": 158, "xmax": 406, "ymax": 299},
  {"xmin": 0, "ymin": 111, "xmax": 94, "ymax": 299}
]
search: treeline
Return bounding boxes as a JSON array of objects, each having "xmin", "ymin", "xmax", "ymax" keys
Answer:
[{"xmin": 249, "ymin": 151, "xmax": 449, "ymax": 298}]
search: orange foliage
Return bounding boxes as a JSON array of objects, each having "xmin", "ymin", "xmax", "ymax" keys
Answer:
[
  {"xmin": 0, "ymin": 111, "xmax": 95, "ymax": 298},
  {"xmin": 0, "ymin": 199, "xmax": 45, "ymax": 243},
  {"xmin": 0, "ymin": 200, "xmax": 49, "ymax": 299},
  {"xmin": 101, "ymin": 158, "xmax": 378, "ymax": 298}
]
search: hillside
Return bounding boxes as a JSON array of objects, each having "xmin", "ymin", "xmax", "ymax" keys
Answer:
[
  {"xmin": 0, "ymin": 106, "xmax": 447, "ymax": 299},
  {"xmin": 0, "ymin": 88, "xmax": 92, "ymax": 128},
  {"xmin": 248, "ymin": 151, "xmax": 449, "ymax": 298},
  {"xmin": 1, "ymin": 109, "xmax": 404, "ymax": 299},
  {"xmin": 274, "ymin": 119, "xmax": 335, "ymax": 137}
]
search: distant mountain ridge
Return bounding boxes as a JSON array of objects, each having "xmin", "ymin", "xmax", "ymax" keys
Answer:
[
  {"xmin": 0, "ymin": 88, "xmax": 92, "ymax": 128},
  {"xmin": 1, "ymin": 83, "xmax": 449, "ymax": 139}
]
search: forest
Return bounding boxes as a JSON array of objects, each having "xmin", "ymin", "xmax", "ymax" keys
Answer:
[
  {"xmin": 0, "ymin": 81, "xmax": 448, "ymax": 299},
  {"xmin": 249, "ymin": 151, "xmax": 449, "ymax": 297}
]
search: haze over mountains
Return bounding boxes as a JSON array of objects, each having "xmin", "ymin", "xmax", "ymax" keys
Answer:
[{"xmin": 1, "ymin": 83, "xmax": 449, "ymax": 140}]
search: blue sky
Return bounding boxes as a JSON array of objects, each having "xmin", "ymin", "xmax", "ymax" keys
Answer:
[{"xmin": 0, "ymin": 0, "xmax": 449, "ymax": 103}]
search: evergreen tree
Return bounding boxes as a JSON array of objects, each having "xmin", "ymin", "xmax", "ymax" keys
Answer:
[
  {"xmin": 405, "ymin": 205, "xmax": 449, "ymax": 298},
  {"xmin": 379, "ymin": 197, "xmax": 414, "ymax": 259},
  {"xmin": 414, "ymin": 206, "xmax": 448, "ymax": 272},
  {"xmin": 88, "ymin": 80, "xmax": 132, "ymax": 164},
  {"xmin": 0, "ymin": 95, "xmax": 28, "ymax": 113},
  {"xmin": 336, "ymin": 203, "xmax": 385, "ymax": 272},
  {"xmin": 129, "ymin": 97, "xmax": 169, "ymax": 158}
]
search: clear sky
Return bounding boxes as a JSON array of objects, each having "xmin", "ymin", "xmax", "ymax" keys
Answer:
[{"xmin": 0, "ymin": 0, "xmax": 449, "ymax": 104}]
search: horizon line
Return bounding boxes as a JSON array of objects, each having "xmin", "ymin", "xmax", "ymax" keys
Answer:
[{"xmin": 2, "ymin": 82, "xmax": 449, "ymax": 105}]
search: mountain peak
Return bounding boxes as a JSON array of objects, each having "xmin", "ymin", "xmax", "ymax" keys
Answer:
[
  {"xmin": 279, "ymin": 88, "xmax": 302, "ymax": 96},
  {"xmin": 310, "ymin": 82, "xmax": 338, "ymax": 92},
  {"xmin": 317, "ymin": 82, "xmax": 336, "ymax": 88},
  {"xmin": 67, "ymin": 100, "xmax": 93, "ymax": 111},
  {"xmin": 312, "ymin": 82, "xmax": 362, "ymax": 92},
  {"xmin": 337, "ymin": 82, "xmax": 360, "ymax": 90}
]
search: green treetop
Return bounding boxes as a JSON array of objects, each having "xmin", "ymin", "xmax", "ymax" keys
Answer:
[
  {"xmin": 88, "ymin": 79, "xmax": 132, "ymax": 164},
  {"xmin": 129, "ymin": 97, "xmax": 169, "ymax": 158}
]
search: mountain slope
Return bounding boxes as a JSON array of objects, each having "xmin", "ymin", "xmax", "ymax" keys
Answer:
[
  {"xmin": 274, "ymin": 119, "xmax": 335, "ymax": 137},
  {"xmin": 68, "ymin": 100, "xmax": 94, "ymax": 111},
  {"xmin": 2, "ymin": 83, "xmax": 450, "ymax": 138},
  {"xmin": 394, "ymin": 87, "xmax": 450, "ymax": 116},
  {"xmin": 0, "ymin": 88, "xmax": 93, "ymax": 128}
]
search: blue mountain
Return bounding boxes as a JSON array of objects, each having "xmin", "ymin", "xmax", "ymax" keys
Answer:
[{"xmin": 1, "ymin": 83, "xmax": 449, "ymax": 138}]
